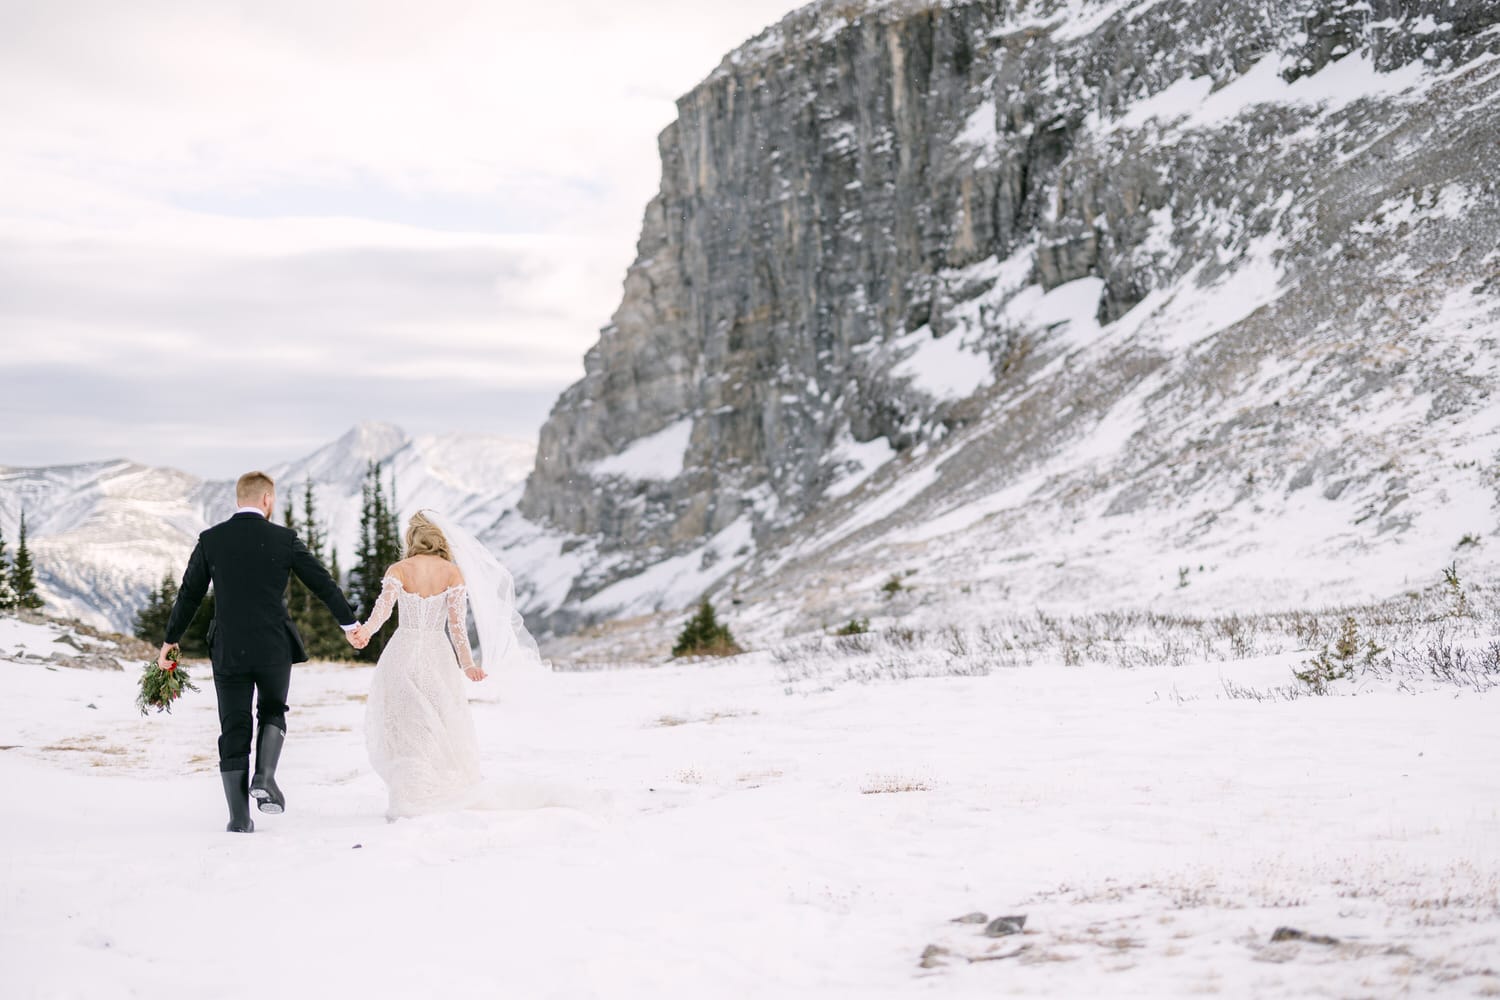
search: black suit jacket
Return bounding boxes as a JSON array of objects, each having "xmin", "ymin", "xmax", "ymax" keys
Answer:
[{"xmin": 163, "ymin": 512, "xmax": 356, "ymax": 671}]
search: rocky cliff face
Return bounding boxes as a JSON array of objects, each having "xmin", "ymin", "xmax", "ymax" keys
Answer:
[{"xmin": 508, "ymin": 0, "xmax": 1500, "ymax": 638}]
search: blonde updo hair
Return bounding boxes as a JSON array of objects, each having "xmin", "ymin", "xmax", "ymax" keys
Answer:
[{"xmin": 405, "ymin": 512, "xmax": 452, "ymax": 561}]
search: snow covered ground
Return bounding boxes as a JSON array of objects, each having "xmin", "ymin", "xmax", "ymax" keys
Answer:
[{"xmin": 2, "ymin": 614, "xmax": 1497, "ymax": 998}]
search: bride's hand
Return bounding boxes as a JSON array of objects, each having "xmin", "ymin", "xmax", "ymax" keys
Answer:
[{"xmin": 464, "ymin": 666, "xmax": 486, "ymax": 682}]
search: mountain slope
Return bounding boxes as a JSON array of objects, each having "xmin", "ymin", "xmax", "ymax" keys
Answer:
[
  {"xmin": 0, "ymin": 424, "xmax": 534, "ymax": 632},
  {"xmin": 502, "ymin": 0, "xmax": 1500, "ymax": 640}
]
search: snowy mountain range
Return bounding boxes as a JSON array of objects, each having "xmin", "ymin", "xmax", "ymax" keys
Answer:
[{"xmin": 0, "ymin": 424, "xmax": 534, "ymax": 633}]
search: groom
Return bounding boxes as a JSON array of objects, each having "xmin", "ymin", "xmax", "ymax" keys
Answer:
[{"xmin": 159, "ymin": 470, "xmax": 365, "ymax": 833}]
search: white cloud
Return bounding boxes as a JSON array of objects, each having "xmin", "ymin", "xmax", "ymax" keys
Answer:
[{"xmin": 0, "ymin": 0, "xmax": 798, "ymax": 471}]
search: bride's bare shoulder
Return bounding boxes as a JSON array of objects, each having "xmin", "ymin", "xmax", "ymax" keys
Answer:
[{"xmin": 449, "ymin": 562, "xmax": 466, "ymax": 587}]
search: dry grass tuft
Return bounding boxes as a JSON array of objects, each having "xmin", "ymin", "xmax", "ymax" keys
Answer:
[
  {"xmin": 43, "ymin": 738, "xmax": 126, "ymax": 755},
  {"xmin": 861, "ymin": 775, "xmax": 931, "ymax": 794},
  {"xmin": 654, "ymin": 709, "xmax": 756, "ymax": 728}
]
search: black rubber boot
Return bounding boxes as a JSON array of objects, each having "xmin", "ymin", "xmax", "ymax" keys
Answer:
[
  {"xmin": 222, "ymin": 770, "xmax": 255, "ymax": 833},
  {"xmin": 249, "ymin": 724, "xmax": 286, "ymax": 815}
]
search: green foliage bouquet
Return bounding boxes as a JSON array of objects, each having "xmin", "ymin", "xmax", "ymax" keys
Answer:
[{"xmin": 135, "ymin": 647, "xmax": 200, "ymax": 716}]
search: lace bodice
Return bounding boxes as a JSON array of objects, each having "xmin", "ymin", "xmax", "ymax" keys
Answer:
[{"xmin": 361, "ymin": 575, "xmax": 476, "ymax": 670}]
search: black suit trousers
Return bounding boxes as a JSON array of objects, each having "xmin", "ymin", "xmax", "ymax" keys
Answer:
[{"xmin": 212, "ymin": 664, "xmax": 291, "ymax": 772}]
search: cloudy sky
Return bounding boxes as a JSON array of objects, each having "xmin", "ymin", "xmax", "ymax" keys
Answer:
[{"xmin": 0, "ymin": 0, "xmax": 797, "ymax": 477}]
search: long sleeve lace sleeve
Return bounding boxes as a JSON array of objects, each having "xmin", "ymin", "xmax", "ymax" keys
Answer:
[
  {"xmin": 446, "ymin": 586, "xmax": 477, "ymax": 671},
  {"xmin": 361, "ymin": 575, "xmax": 400, "ymax": 635}
]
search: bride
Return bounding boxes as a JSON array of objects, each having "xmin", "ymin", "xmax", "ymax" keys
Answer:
[{"xmin": 352, "ymin": 509, "xmax": 546, "ymax": 819}]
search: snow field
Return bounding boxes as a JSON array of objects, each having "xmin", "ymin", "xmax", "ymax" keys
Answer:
[{"xmin": 2, "ymin": 628, "xmax": 1497, "ymax": 999}]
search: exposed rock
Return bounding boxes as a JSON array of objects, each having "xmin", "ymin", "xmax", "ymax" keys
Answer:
[
  {"xmin": 983, "ymin": 914, "xmax": 1027, "ymax": 937},
  {"xmin": 1270, "ymin": 926, "xmax": 1340, "ymax": 945},
  {"xmin": 918, "ymin": 943, "xmax": 952, "ymax": 968},
  {"xmin": 507, "ymin": 0, "xmax": 1500, "ymax": 635},
  {"xmin": 1, "ymin": 611, "xmax": 150, "ymax": 671}
]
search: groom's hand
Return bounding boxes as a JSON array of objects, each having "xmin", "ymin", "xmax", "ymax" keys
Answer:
[
  {"xmin": 158, "ymin": 643, "xmax": 178, "ymax": 672},
  {"xmin": 346, "ymin": 626, "xmax": 368, "ymax": 650}
]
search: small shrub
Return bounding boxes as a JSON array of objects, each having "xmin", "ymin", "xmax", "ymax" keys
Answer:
[
  {"xmin": 1443, "ymin": 562, "xmax": 1470, "ymax": 617},
  {"xmin": 1457, "ymin": 532, "xmax": 1481, "ymax": 549},
  {"xmin": 832, "ymin": 632, "xmax": 874, "ymax": 655},
  {"xmin": 1289, "ymin": 611, "xmax": 1322, "ymax": 646},
  {"xmin": 1222, "ymin": 677, "xmax": 1309, "ymax": 702},
  {"xmin": 834, "ymin": 618, "xmax": 870, "ymax": 636},
  {"xmin": 671, "ymin": 599, "xmax": 744, "ymax": 658},
  {"xmin": 1177, "ymin": 566, "xmax": 1190, "ymax": 589},
  {"xmin": 885, "ymin": 626, "xmax": 920, "ymax": 649},
  {"xmin": 1216, "ymin": 614, "xmax": 1255, "ymax": 658},
  {"xmin": 881, "ymin": 575, "xmax": 905, "ymax": 599},
  {"xmin": 1294, "ymin": 616, "xmax": 1383, "ymax": 691},
  {"xmin": 1430, "ymin": 642, "xmax": 1500, "ymax": 688},
  {"xmin": 1374, "ymin": 641, "xmax": 1500, "ymax": 693}
]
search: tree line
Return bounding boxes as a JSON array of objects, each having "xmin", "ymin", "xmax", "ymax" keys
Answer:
[{"xmin": 134, "ymin": 462, "xmax": 403, "ymax": 662}]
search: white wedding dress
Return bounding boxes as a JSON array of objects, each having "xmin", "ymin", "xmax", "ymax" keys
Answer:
[{"xmin": 362, "ymin": 575, "xmax": 483, "ymax": 819}]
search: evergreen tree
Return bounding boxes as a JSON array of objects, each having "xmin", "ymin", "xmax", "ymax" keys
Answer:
[
  {"xmin": 350, "ymin": 462, "xmax": 403, "ymax": 661},
  {"xmin": 379, "ymin": 464, "xmax": 402, "ymax": 573},
  {"xmin": 133, "ymin": 574, "xmax": 178, "ymax": 642},
  {"xmin": 298, "ymin": 481, "xmax": 344, "ymax": 660},
  {"xmin": 300, "ymin": 480, "xmax": 327, "ymax": 562},
  {"xmin": 284, "ymin": 482, "xmax": 313, "ymax": 649},
  {"xmin": 349, "ymin": 462, "xmax": 379, "ymax": 625},
  {"xmin": 671, "ymin": 599, "xmax": 743, "ymax": 658},
  {"xmin": 0, "ymin": 521, "xmax": 15, "ymax": 611},
  {"xmin": 281, "ymin": 481, "xmax": 352, "ymax": 662},
  {"xmin": 180, "ymin": 589, "xmax": 215, "ymax": 659},
  {"xmin": 139, "ymin": 567, "xmax": 214, "ymax": 658},
  {"xmin": 317, "ymin": 545, "xmax": 351, "ymax": 661},
  {"xmin": 9, "ymin": 511, "xmax": 42, "ymax": 610}
]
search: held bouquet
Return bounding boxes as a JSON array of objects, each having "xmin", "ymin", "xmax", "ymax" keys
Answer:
[{"xmin": 135, "ymin": 647, "xmax": 200, "ymax": 716}]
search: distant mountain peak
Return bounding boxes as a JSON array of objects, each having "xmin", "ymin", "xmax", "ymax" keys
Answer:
[{"xmin": 339, "ymin": 422, "xmax": 411, "ymax": 460}]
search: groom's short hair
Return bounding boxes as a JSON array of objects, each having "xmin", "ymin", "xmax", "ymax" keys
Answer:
[{"xmin": 236, "ymin": 471, "xmax": 276, "ymax": 504}]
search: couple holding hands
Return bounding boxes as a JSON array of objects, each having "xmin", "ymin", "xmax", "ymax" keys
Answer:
[{"xmin": 159, "ymin": 470, "xmax": 542, "ymax": 831}]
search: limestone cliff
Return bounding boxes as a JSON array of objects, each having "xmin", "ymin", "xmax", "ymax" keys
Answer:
[{"xmin": 504, "ymin": 0, "xmax": 1500, "ymax": 637}]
